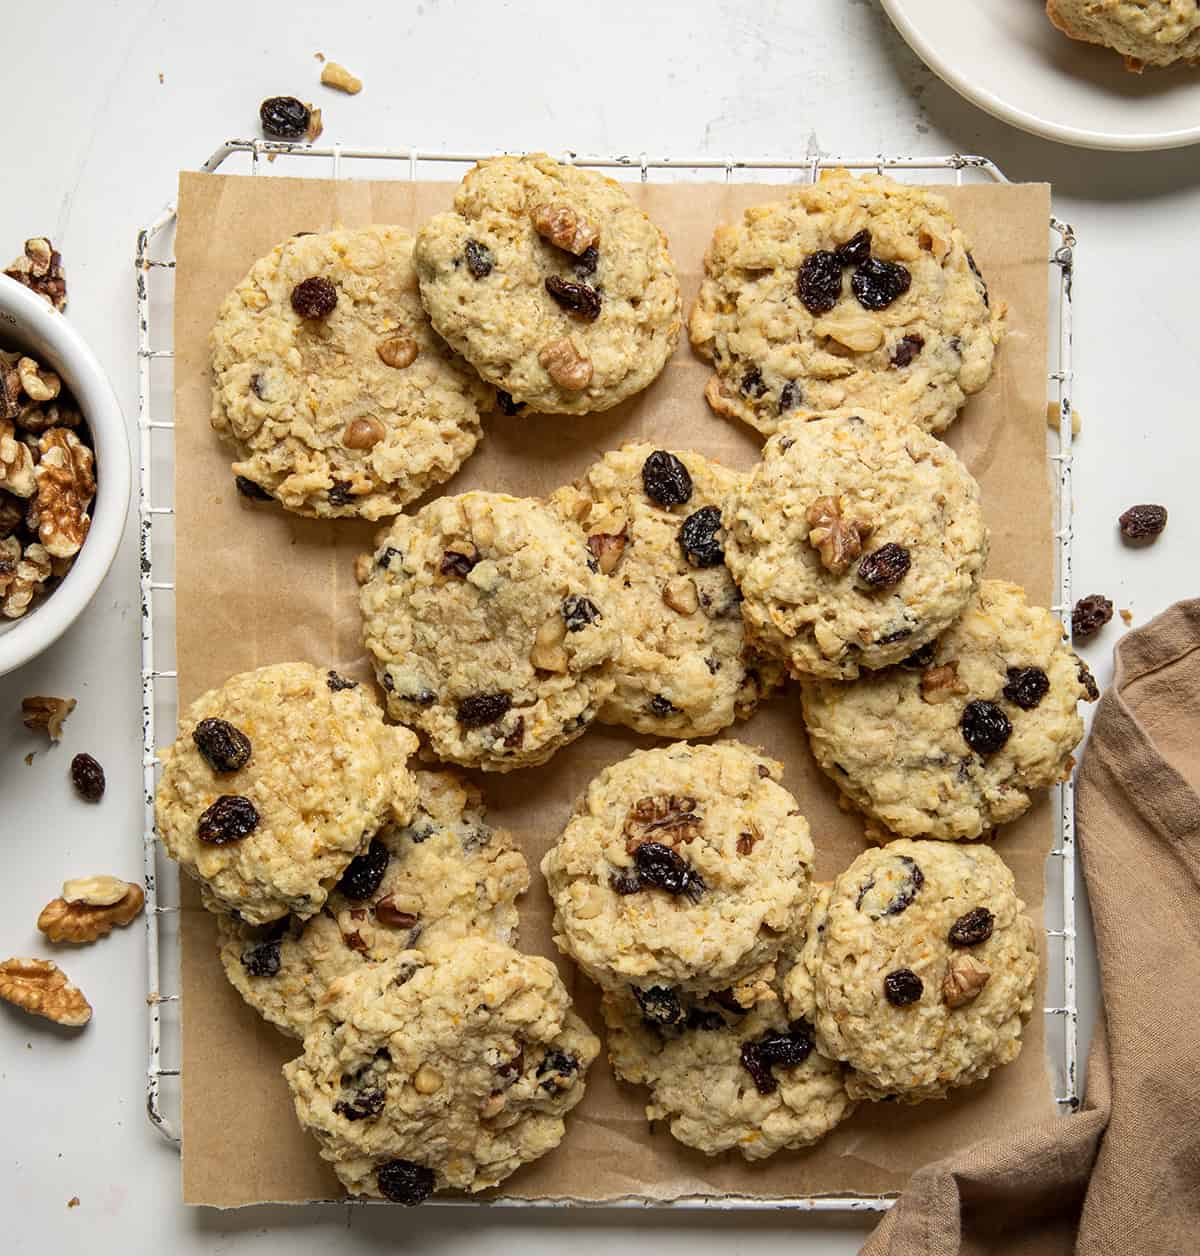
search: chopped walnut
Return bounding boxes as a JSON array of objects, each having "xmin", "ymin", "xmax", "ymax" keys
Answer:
[
  {"xmin": 342, "ymin": 417, "xmax": 386, "ymax": 450},
  {"xmin": 0, "ymin": 958, "xmax": 91, "ymax": 1026},
  {"xmin": 920, "ymin": 660, "xmax": 968, "ymax": 704},
  {"xmin": 942, "ymin": 953, "xmax": 990, "ymax": 1008},
  {"xmin": 15, "ymin": 399, "xmax": 81, "ymax": 436},
  {"xmin": 2, "ymin": 541, "xmax": 52, "ymax": 618},
  {"xmin": 531, "ymin": 614, "xmax": 568, "ymax": 673},
  {"xmin": 587, "ymin": 530, "xmax": 626, "ymax": 574},
  {"xmin": 38, "ymin": 880, "xmax": 144, "ymax": 944},
  {"xmin": 538, "ymin": 337, "xmax": 592, "ymax": 391},
  {"xmin": 736, "ymin": 827, "xmax": 760, "ymax": 856},
  {"xmin": 377, "ymin": 336, "xmax": 419, "ymax": 369},
  {"xmin": 662, "ymin": 576, "xmax": 699, "ymax": 615},
  {"xmin": 17, "ymin": 356, "xmax": 61, "ymax": 403},
  {"xmin": 320, "ymin": 61, "xmax": 362, "ymax": 93},
  {"xmin": 34, "ymin": 428, "xmax": 95, "ymax": 558},
  {"xmin": 1, "ymin": 353, "xmax": 23, "ymax": 420},
  {"xmin": 63, "ymin": 875, "xmax": 133, "ymax": 906},
  {"xmin": 623, "ymin": 795, "xmax": 703, "ymax": 852},
  {"xmin": 532, "ymin": 204, "xmax": 600, "ymax": 256},
  {"xmin": 4, "ymin": 238, "xmax": 67, "ymax": 310},
  {"xmin": 813, "ymin": 312, "xmax": 884, "ymax": 353},
  {"xmin": 21, "ymin": 694, "xmax": 76, "ymax": 740},
  {"xmin": 0, "ymin": 419, "xmax": 36, "ymax": 498},
  {"xmin": 805, "ymin": 495, "xmax": 872, "ymax": 575}
]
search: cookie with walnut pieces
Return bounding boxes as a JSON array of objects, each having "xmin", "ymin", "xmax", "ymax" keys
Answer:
[
  {"xmin": 414, "ymin": 154, "xmax": 681, "ymax": 414},
  {"xmin": 1047, "ymin": 0, "xmax": 1200, "ymax": 71},
  {"xmin": 210, "ymin": 225, "xmax": 491, "ymax": 519},
  {"xmin": 283, "ymin": 939, "xmax": 599, "ymax": 1201},
  {"xmin": 689, "ymin": 169, "xmax": 1002, "ymax": 437},
  {"xmin": 154, "ymin": 662, "xmax": 418, "ymax": 925}
]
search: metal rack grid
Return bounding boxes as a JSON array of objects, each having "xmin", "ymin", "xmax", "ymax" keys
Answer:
[{"xmin": 136, "ymin": 141, "xmax": 1079, "ymax": 1212}]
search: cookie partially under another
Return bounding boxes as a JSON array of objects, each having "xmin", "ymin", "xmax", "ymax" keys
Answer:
[
  {"xmin": 689, "ymin": 169, "xmax": 1001, "ymax": 437},
  {"xmin": 1047, "ymin": 0, "xmax": 1200, "ymax": 71},
  {"xmin": 210, "ymin": 225, "xmax": 491, "ymax": 519},
  {"xmin": 284, "ymin": 940, "xmax": 599, "ymax": 1202},
  {"xmin": 414, "ymin": 154, "xmax": 681, "ymax": 414},
  {"xmin": 801, "ymin": 579, "xmax": 1094, "ymax": 840},
  {"xmin": 551, "ymin": 443, "xmax": 784, "ymax": 738},
  {"xmin": 723, "ymin": 409, "xmax": 988, "ymax": 680}
]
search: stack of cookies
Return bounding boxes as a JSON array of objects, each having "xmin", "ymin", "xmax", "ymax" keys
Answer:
[{"xmin": 154, "ymin": 157, "xmax": 1095, "ymax": 1198}]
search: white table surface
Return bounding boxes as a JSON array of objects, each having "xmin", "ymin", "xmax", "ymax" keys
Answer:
[{"xmin": 3, "ymin": 1, "xmax": 1195, "ymax": 1251}]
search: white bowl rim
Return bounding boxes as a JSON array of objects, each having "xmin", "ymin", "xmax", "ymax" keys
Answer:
[{"xmin": 0, "ymin": 277, "xmax": 131, "ymax": 675}]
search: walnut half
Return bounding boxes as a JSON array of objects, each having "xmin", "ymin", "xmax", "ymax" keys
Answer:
[
  {"xmin": 538, "ymin": 337, "xmax": 592, "ymax": 392},
  {"xmin": 942, "ymin": 953, "xmax": 990, "ymax": 1009},
  {"xmin": 805, "ymin": 495, "xmax": 872, "ymax": 575},
  {"xmin": 38, "ymin": 877, "xmax": 145, "ymax": 945},
  {"xmin": 21, "ymin": 694, "xmax": 76, "ymax": 741},
  {"xmin": 623, "ymin": 795, "xmax": 703, "ymax": 852},
  {"xmin": 532, "ymin": 203, "xmax": 600, "ymax": 256},
  {"xmin": 920, "ymin": 660, "xmax": 968, "ymax": 704},
  {"xmin": 0, "ymin": 957, "xmax": 91, "ymax": 1026},
  {"xmin": 34, "ymin": 427, "xmax": 95, "ymax": 558}
]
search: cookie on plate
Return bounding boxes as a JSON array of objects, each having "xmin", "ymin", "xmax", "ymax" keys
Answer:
[
  {"xmin": 359, "ymin": 491, "xmax": 619, "ymax": 771},
  {"xmin": 551, "ymin": 443, "xmax": 784, "ymax": 738},
  {"xmin": 801, "ymin": 841, "xmax": 1038, "ymax": 1102},
  {"xmin": 210, "ymin": 225, "xmax": 491, "ymax": 519},
  {"xmin": 723, "ymin": 409, "xmax": 987, "ymax": 680},
  {"xmin": 1047, "ymin": 0, "xmax": 1200, "ymax": 71},
  {"xmin": 689, "ymin": 169, "xmax": 1002, "ymax": 437},
  {"xmin": 216, "ymin": 769, "xmax": 530, "ymax": 1037},
  {"xmin": 154, "ymin": 663, "xmax": 418, "ymax": 925},
  {"xmin": 542, "ymin": 741, "xmax": 814, "ymax": 993},
  {"xmin": 801, "ymin": 579, "xmax": 1094, "ymax": 840},
  {"xmin": 414, "ymin": 154, "xmax": 681, "ymax": 414},
  {"xmin": 284, "ymin": 939, "xmax": 600, "ymax": 1202}
]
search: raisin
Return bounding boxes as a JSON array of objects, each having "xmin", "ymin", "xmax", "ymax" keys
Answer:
[
  {"xmin": 495, "ymin": 389, "xmax": 524, "ymax": 416},
  {"xmin": 948, "ymin": 907, "xmax": 995, "ymax": 948},
  {"xmin": 891, "ymin": 333, "xmax": 925, "ymax": 368},
  {"xmin": 1118, "ymin": 504, "xmax": 1167, "ymax": 543},
  {"xmin": 648, "ymin": 694, "xmax": 678, "ymax": 718},
  {"xmin": 562, "ymin": 595, "xmax": 601, "ymax": 631},
  {"xmin": 641, "ymin": 450, "xmax": 693, "ymax": 507},
  {"xmin": 797, "ymin": 250, "xmax": 843, "ymax": 315},
  {"xmin": 858, "ymin": 543, "xmax": 911, "ymax": 589},
  {"xmin": 327, "ymin": 481, "xmax": 352, "ymax": 507},
  {"xmin": 960, "ymin": 700, "xmax": 1012, "ymax": 756},
  {"xmin": 966, "ymin": 251, "xmax": 989, "ymax": 307},
  {"xmin": 326, "ymin": 671, "xmax": 358, "ymax": 692},
  {"xmin": 497, "ymin": 1048, "xmax": 524, "ymax": 1082},
  {"xmin": 337, "ymin": 838, "xmax": 389, "ymax": 900},
  {"xmin": 1002, "ymin": 666, "xmax": 1049, "ymax": 710},
  {"xmin": 544, "ymin": 275, "xmax": 601, "ymax": 321},
  {"xmin": 290, "ymin": 276, "xmax": 338, "ymax": 320},
  {"xmin": 779, "ymin": 380, "xmax": 803, "ymax": 414},
  {"xmin": 739, "ymin": 1041, "xmax": 777, "ymax": 1095},
  {"xmin": 878, "ymin": 627, "xmax": 913, "ymax": 644},
  {"xmin": 400, "ymin": 687, "xmax": 437, "ymax": 707},
  {"xmin": 574, "ymin": 245, "xmax": 599, "ymax": 277},
  {"xmin": 1072, "ymin": 594, "xmax": 1113, "ymax": 639},
  {"xmin": 259, "ymin": 96, "xmax": 311, "ymax": 139},
  {"xmin": 536, "ymin": 1049, "xmax": 579, "ymax": 1089},
  {"xmin": 883, "ymin": 968, "xmax": 923, "ymax": 1007},
  {"xmin": 235, "ymin": 475, "xmax": 272, "ymax": 501},
  {"xmin": 70, "ymin": 752, "xmax": 105, "ymax": 802},
  {"xmin": 1077, "ymin": 658, "xmax": 1100, "ymax": 702},
  {"xmin": 609, "ymin": 870, "xmax": 642, "ymax": 895},
  {"xmin": 757, "ymin": 1023, "xmax": 815, "ymax": 1067},
  {"xmin": 376, "ymin": 1159, "xmax": 435, "ymax": 1206},
  {"xmin": 457, "ymin": 692, "xmax": 512, "ymax": 727},
  {"xmin": 503, "ymin": 716, "xmax": 525, "ymax": 749},
  {"xmin": 197, "ymin": 795, "xmax": 260, "ymax": 844},
  {"xmin": 678, "ymin": 506, "xmax": 724, "ymax": 568},
  {"xmin": 633, "ymin": 841, "xmax": 705, "ymax": 901},
  {"xmin": 851, "ymin": 258, "xmax": 912, "ymax": 310},
  {"xmin": 464, "ymin": 240, "xmax": 493, "ymax": 278},
  {"xmin": 835, "ymin": 229, "xmax": 872, "ymax": 267},
  {"xmin": 901, "ymin": 641, "xmax": 937, "ymax": 670},
  {"xmin": 633, "ymin": 985, "xmax": 684, "ymax": 1027},
  {"xmin": 377, "ymin": 546, "xmax": 401, "ymax": 569},
  {"xmin": 439, "ymin": 548, "xmax": 480, "ymax": 578},
  {"xmin": 334, "ymin": 1089, "xmax": 385, "ymax": 1122},
  {"xmin": 240, "ymin": 936, "xmax": 281, "ymax": 977},
  {"xmin": 192, "ymin": 717, "xmax": 252, "ymax": 773},
  {"xmin": 686, "ymin": 1007, "xmax": 726, "ymax": 1032},
  {"xmin": 856, "ymin": 854, "xmax": 924, "ymax": 918},
  {"xmin": 741, "ymin": 366, "xmax": 768, "ymax": 398}
]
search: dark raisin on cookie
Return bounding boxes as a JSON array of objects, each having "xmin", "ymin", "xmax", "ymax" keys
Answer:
[
  {"xmin": 192, "ymin": 718, "xmax": 252, "ymax": 773},
  {"xmin": 456, "ymin": 692, "xmax": 513, "ymax": 728},
  {"xmin": 834, "ymin": 229, "xmax": 872, "ymax": 268},
  {"xmin": 741, "ymin": 366, "xmax": 768, "ymax": 398},
  {"xmin": 240, "ymin": 935, "xmax": 282, "ymax": 978},
  {"xmin": 290, "ymin": 276, "xmax": 338, "ymax": 320},
  {"xmin": 948, "ymin": 907, "xmax": 995, "ymax": 948},
  {"xmin": 545, "ymin": 275, "xmax": 601, "ymax": 321},
  {"xmin": 376, "ymin": 1159, "xmax": 436, "ymax": 1206},
  {"xmin": 1002, "ymin": 666, "xmax": 1049, "ymax": 710},
  {"xmin": 779, "ymin": 380, "xmax": 803, "ymax": 414},
  {"xmin": 259, "ymin": 96, "xmax": 311, "ymax": 139},
  {"xmin": 739, "ymin": 1022, "xmax": 815, "ymax": 1095},
  {"xmin": 1072, "ymin": 594, "xmax": 1113, "ymax": 639},
  {"xmin": 562, "ymin": 595, "xmax": 601, "ymax": 631},
  {"xmin": 851, "ymin": 258, "xmax": 912, "ymax": 311},
  {"xmin": 858, "ymin": 543, "xmax": 911, "ymax": 589},
  {"xmin": 797, "ymin": 250, "xmax": 843, "ymax": 315},
  {"xmin": 333, "ymin": 1088, "xmax": 385, "ymax": 1122},
  {"xmin": 966, "ymin": 251, "xmax": 989, "ymax": 307},
  {"xmin": 678, "ymin": 506, "xmax": 725, "ymax": 568},
  {"xmin": 197, "ymin": 795, "xmax": 260, "ymax": 844},
  {"xmin": 632, "ymin": 841, "xmax": 705, "ymax": 901},
  {"xmin": 235, "ymin": 475, "xmax": 273, "ymax": 501},
  {"xmin": 633, "ymin": 985, "xmax": 685, "ymax": 1028},
  {"xmin": 326, "ymin": 671, "xmax": 358, "ymax": 692},
  {"xmin": 960, "ymin": 700, "xmax": 1012, "ymax": 756},
  {"xmin": 536, "ymin": 1049, "xmax": 579, "ymax": 1090},
  {"xmin": 609, "ymin": 870, "xmax": 642, "ymax": 895},
  {"xmin": 641, "ymin": 450, "xmax": 693, "ymax": 507},
  {"xmin": 648, "ymin": 694, "xmax": 679, "ymax": 718},
  {"xmin": 327, "ymin": 480, "xmax": 353, "ymax": 507},
  {"xmin": 890, "ymin": 333, "xmax": 925, "ymax": 368},
  {"xmin": 574, "ymin": 245, "xmax": 599, "ymax": 277},
  {"xmin": 464, "ymin": 240, "xmax": 493, "ymax": 278},
  {"xmin": 882, "ymin": 856, "xmax": 924, "ymax": 916},
  {"xmin": 900, "ymin": 641, "xmax": 938, "ymax": 671},
  {"xmin": 883, "ymin": 968, "xmax": 924, "ymax": 1007},
  {"xmin": 336, "ymin": 838, "xmax": 390, "ymax": 900},
  {"xmin": 1118, "ymin": 504, "xmax": 1167, "ymax": 544},
  {"xmin": 439, "ymin": 548, "xmax": 480, "ymax": 578},
  {"xmin": 495, "ymin": 388, "xmax": 524, "ymax": 416}
]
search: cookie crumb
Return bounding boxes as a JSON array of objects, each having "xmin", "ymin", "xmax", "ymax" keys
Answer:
[
  {"xmin": 1046, "ymin": 401, "xmax": 1081, "ymax": 437},
  {"xmin": 320, "ymin": 61, "xmax": 362, "ymax": 94},
  {"xmin": 1119, "ymin": 608, "xmax": 1133, "ymax": 626},
  {"xmin": 24, "ymin": 752, "xmax": 34, "ymax": 766}
]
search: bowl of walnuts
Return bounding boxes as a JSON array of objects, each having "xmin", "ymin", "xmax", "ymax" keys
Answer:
[{"xmin": 0, "ymin": 245, "xmax": 130, "ymax": 675}]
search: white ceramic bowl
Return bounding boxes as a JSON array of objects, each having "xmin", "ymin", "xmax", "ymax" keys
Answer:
[{"xmin": 0, "ymin": 277, "xmax": 130, "ymax": 675}]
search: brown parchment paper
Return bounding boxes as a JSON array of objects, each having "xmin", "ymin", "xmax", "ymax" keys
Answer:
[{"xmin": 173, "ymin": 171, "xmax": 1054, "ymax": 1208}]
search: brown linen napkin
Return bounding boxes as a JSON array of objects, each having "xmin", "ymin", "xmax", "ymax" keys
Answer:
[{"xmin": 862, "ymin": 599, "xmax": 1200, "ymax": 1256}]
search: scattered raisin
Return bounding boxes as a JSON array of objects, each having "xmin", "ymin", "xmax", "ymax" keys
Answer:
[
  {"xmin": 609, "ymin": 870, "xmax": 642, "ymax": 895},
  {"xmin": 648, "ymin": 694, "xmax": 678, "ymax": 718},
  {"xmin": 797, "ymin": 250, "xmax": 843, "ymax": 315},
  {"xmin": 495, "ymin": 389, "xmax": 523, "ymax": 416},
  {"xmin": 327, "ymin": 481, "xmax": 353, "ymax": 507},
  {"xmin": 70, "ymin": 752, "xmax": 105, "ymax": 802},
  {"xmin": 376, "ymin": 1159, "xmax": 435, "ymax": 1206},
  {"xmin": 1118, "ymin": 504, "xmax": 1167, "ymax": 543},
  {"xmin": 197, "ymin": 795, "xmax": 260, "ymax": 844},
  {"xmin": 641, "ymin": 450, "xmax": 693, "ymax": 507},
  {"xmin": 778, "ymin": 380, "xmax": 803, "ymax": 414},
  {"xmin": 739, "ymin": 1041, "xmax": 777, "ymax": 1095},
  {"xmin": 966, "ymin": 251, "xmax": 989, "ymax": 307},
  {"xmin": 457, "ymin": 692, "xmax": 512, "ymax": 728},
  {"xmin": 633, "ymin": 841, "xmax": 705, "ymax": 901},
  {"xmin": 536, "ymin": 1049, "xmax": 579, "ymax": 1089},
  {"xmin": 192, "ymin": 717, "xmax": 252, "ymax": 773},
  {"xmin": 439, "ymin": 548, "xmax": 480, "ymax": 578},
  {"xmin": 337, "ymin": 838, "xmax": 389, "ymax": 900},
  {"xmin": 1002, "ymin": 667, "xmax": 1049, "ymax": 710},
  {"xmin": 496, "ymin": 1048, "xmax": 525, "ymax": 1082},
  {"xmin": 739, "ymin": 1024, "xmax": 814, "ymax": 1095},
  {"xmin": 960, "ymin": 700, "xmax": 1012, "ymax": 756},
  {"xmin": 377, "ymin": 546, "xmax": 401, "ymax": 569},
  {"xmin": 678, "ymin": 506, "xmax": 724, "ymax": 568},
  {"xmin": 858, "ymin": 543, "xmax": 911, "ymax": 589},
  {"xmin": 334, "ymin": 1089, "xmax": 385, "ymax": 1122},
  {"xmin": 327, "ymin": 671, "xmax": 358, "ymax": 692},
  {"xmin": 851, "ymin": 258, "xmax": 911, "ymax": 310},
  {"xmin": 259, "ymin": 96, "xmax": 311, "ymax": 139},
  {"xmin": 544, "ymin": 275, "xmax": 601, "ymax": 321},
  {"xmin": 240, "ymin": 936, "xmax": 281, "ymax": 977},
  {"xmin": 235, "ymin": 475, "xmax": 272, "ymax": 501},
  {"xmin": 900, "ymin": 641, "xmax": 937, "ymax": 670},
  {"xmin": 1072, "ymin": 594, "xmax": 1113, "ymax": 639},
  {"xmin": 503, "ymin": 716, "xmax": 526, "ymax": 749},
  {"xmin": 464, "ymin": 240, "xmax": 493, "ymax": 278},
  {"xmin": 741, "ymin": 367, "xmax": 768, "ymax": 398},
  {"xmin": 633, "ymin": 985, "xmax": 684, "ymax": 1027},
  {"xmin": 948, "ymin": 907, "xmax": 995, "ymax": 948},
  {"xmin": 883, "ymin": 969, "xmax": 923, "ymax": 1007},
  {"xmin": 891, "ymin": 333, "xmax": 925, "ymax": 368},
  {"xmin": 1077, "ymin": 658, "xmax": 1100, "ymax": 702},
  {"xmin": 562, "ymin": 595, "xmax": 601, "ymax": 632},
  {"xmin": 835, "ymin": 229, "xmax": 872, "ymax": 268},
  {"xmin": 290, "ymin": 276, "xmax": 338, "ymax": 320},
  {"xmin": 574, "ymin": 245, "xmax": 599, "ymax": 277}
]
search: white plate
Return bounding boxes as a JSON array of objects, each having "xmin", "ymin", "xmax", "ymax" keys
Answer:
[{"xmin": 881, "ymin": 0, "xmax": 1200, "ymax": 151}]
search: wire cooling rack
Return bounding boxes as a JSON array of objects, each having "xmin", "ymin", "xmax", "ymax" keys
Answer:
[{"xmin": 136, "ymin": 141, "xmax": 1079, "ymax": 1212}]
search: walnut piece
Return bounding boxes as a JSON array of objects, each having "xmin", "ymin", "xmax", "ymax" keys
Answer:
[
  {"xmin": 920, "ymin": 660, "xmax": 968, "ymax": 704},
  {"xmin": 662, "ymin": 576, "xmax": 699, "ymax": 615},
  {"xmin": 34, "ymin": 428, "xmax": 95, "ymax": 558},
  {"xmin": 530, "ymin": 614, "xmax": 568, "ymax": 673},
  {"xmin": 38, "ymin": 880, "xmax": 144, "ymax": 944},
  {"xmin": 805, "ymin": 495, "xmax": 872, "ymax": 575},
  {"xmin": 0, "ymin": 957, "xmax": 91, "ymax": 1026},
  {"xmin": 18, "ymin": 356, "xmax": 61, "ymax": 403},
  {"xmin": 538, "ymin": 337, "xmax": 592, "ymax": 391},
  {"xmin": 813, "ymin": 312, "xmax": 884, "ymax": 353},
  {"xmin": 377, "ymin": 336, "xmax": 419, "ymax": 369},
  {"xmin": 531, "ymin": 204, "xmax": 600, "ymax": 256},
  {"xmin": 373, "ymin": 896, "xmax": 418, "ymax": 929},
  {"xmin": 21, "ymin": 694, "xmax": 76, "ymax": 740},
  {"xmin": 0, "ymin": 419, "xmax": 36, "ymax": 498},
  {"xmin": 342, "ymin": 417, "xmax": 385, "ymax": 450},
  {"xmin": 587, "ymin": 530, "xmax": 626, "ymax": 574},
  {"xmin": 942, "ymin": 953, "xmax": 991, "ymax": 1009},
  {"xmin": 16, "ymin": 399, "xmax": 81, "ymax": 436},
  {"xmin": 3, "ymin": 238, "xmax": 67, "ymax": 310},
  {"xmin": 305, "ymin": 106, "xmax": 324, "ymax": 142},
  {"xmin": 2, "ymin": 539, "xmax": 52, "ymax": 618},
  {"xmin": 623, "ymin": 794, "xmax": 703, "ymax": 852},
  {"xmin": 320, "ymin": 61, "xmax": 362, "ymax": 93}
]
